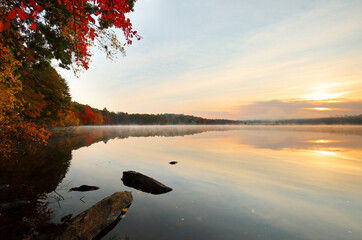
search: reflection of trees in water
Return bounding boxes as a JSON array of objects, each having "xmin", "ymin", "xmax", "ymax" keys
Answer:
[
  {"xmin": 6, "ymin": 125, "xmax": 358, "ymax": 239},
  {"xmin": 47, "ymin": 180, "xmax": 72, "ymax": 209},
  {"xmin": 0, "ymin": 126, "xmax": 219, "ymax": 239},
  {"xmin": 0, "ymin": 136, "xmax": 74, "ymax": 239},
  {"xmin": 50, "ymin": 125, "xmax": 362, "ymax": 153},
  {"xmin": 52, "ymin": 125, "xmax": 362, "ymax": 153},
  {"xmin": 50, "ymin": 125, "xmax": 233, "ymax": 150}
]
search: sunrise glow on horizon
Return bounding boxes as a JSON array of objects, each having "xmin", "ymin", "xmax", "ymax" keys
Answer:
[{"xmin": 57, "ymin": 0, "xmax": 362, "ymax": 120}]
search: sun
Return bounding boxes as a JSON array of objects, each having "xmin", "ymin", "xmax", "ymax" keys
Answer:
[{"xmin": 305, "ymin": 107, "xmax": 331, "ymax": 111}]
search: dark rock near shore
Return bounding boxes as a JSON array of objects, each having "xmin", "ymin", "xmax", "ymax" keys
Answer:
[
  {"xmin": 122, "ymin": 171, "xmax": 172, "ymax": 195},
  {"xmin": 169, "ymin": 161, "xmax": 178, "ymax": 165},
  {"xmin": 68, "ymin": 185, "xmax": 99, "ymax": 192},
  {"xmin": 46, "ymin": 191, "xmax": 132, "ymax": 240}
]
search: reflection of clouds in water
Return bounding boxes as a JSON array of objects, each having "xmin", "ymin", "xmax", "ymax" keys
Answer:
[
  {"xmin": 52, "ymin": 125, "xmax": 362, "ymax": 152},
  {"xmin": 55, "ymin": 125, "xmax": 362, "ymax": 240},
  {"xmin": 226, "ymin": 127, "xmax": 362, "ymax": 151}
]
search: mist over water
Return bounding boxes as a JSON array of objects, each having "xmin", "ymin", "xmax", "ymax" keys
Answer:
[
  {"xmin": 52, "ymin": 124, "xmax": 362, "ymax": 139},
  {"xmin": 1, "ymin": 125, "xmax": 362, "ymax": 239}
]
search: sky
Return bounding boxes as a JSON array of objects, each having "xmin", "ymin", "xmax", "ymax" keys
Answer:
[{"xmin": 57, "ymin": 0, "xmax": 362, "ymax": 120}]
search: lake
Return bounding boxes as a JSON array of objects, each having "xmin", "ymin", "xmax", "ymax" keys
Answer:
[{"xmin": 1, "ymin": 125, "xmax": 362, "ymax": 240}]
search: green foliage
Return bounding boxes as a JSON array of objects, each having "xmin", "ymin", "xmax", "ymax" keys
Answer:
[{"xmin": 17, "ymin": 64, "xmax": 71, "ymax": 124}]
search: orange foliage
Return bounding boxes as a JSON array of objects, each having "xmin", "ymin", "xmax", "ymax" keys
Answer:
[
  {"xmin": 0, "ymin": 119, "xmax": 51, "ymax": 159},
  {"xmin": 0, "ymin": 39, "xmax": 22, "ymax": 123},
  {"xmin": 56, "ymin": 110, "xmax": 80, "ymax": 126},
  {"xmin": 0, "ymin": 37, "xmax": 50, "ymax": 158}
]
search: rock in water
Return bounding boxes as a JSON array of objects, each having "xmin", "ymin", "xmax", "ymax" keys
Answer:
[
  {"xmin": 122, "ymin": 171, "xmax": 172, "ymax": 195},
  {"xmin": 55, "ymin": 191, "xmax": 132, "ymax": 240},
  {"xmin": 68, "ymin": 185, "xmax": 99, "ymax": 192},
  {"xmin": 169, "ymin": 161, "xmax": 178, "ymax": 165}
]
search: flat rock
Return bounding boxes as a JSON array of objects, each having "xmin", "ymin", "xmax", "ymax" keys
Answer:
[
  {"xmin": 55, "ymin": 191, "xmax": 132, "ymax": 240},
  {"xmin": 122, "ymin": 171, "xmax": 172, "ymax": 195},
  {"xmin": 68, "ymin": 185, "xmax": 99, "ymax": 192}
]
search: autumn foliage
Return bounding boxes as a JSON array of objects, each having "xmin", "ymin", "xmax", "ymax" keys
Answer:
[
  {"xmin": 1, "ymin": 0, "xmax": 139, "ymax": 158},
  {"xmin": 0, "ymin": 38, "xmax": 50, "ymax": 158},
  {"xmin": 80, "ymin": 106, "xmax": 99, "ymax": 124},
  {"xmin": 0, "ymin": 0, "xmax": 139, "ymax": 69}
]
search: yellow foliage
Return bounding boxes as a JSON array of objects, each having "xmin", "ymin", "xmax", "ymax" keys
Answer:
[
  {"xmin": 0, "ymin": 40, "xmax": 22, "ymax": 123},
  {"xmin": 0, "ymin": 38, "xmax": 51, "ymax": 158}
]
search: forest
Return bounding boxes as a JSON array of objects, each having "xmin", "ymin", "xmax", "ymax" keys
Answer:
[
  {"xmin": 66, "ymin": 102, "xmax": 245, "ymax": 126},
  {"xmin": 1, "ymin": 1, "xmax": 359, "ymax": 160},
  {"xmin": 0, "ymin": 0, "xmax": 140, "ymax": 158},
  {"xmin": 0, "ymin": 0, "xmax": 245, "ymax": 158}
]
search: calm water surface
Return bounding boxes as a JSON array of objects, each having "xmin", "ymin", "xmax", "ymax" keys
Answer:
[{"xmin": 1, "ymin": 125, "xmax": 362, "ymax": 240}]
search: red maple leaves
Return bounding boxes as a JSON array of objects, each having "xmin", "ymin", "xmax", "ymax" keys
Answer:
[
  {"xmin": 80, "ymin": 106, "xmax": 98, "ymax": 124},
  {"xmin": 1, "ymin": 0, "xmax": 139, "ymax": 69},
  {"xmin": 0, "ymin": 1, "xmax": 44, "ymax": 32}
]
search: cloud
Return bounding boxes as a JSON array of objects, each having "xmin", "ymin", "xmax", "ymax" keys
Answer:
[
  {"xmin": 235, "ymin": 99, "xmax": 362, "ymax": 120},
  {"xmin": 57, "ymin": 0, "xmax": 362, "ymax": 119}
]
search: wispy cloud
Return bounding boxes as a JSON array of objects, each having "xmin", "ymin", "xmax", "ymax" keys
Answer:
[{"xmin": 57, "ymin": 0, "xmax": 362, "ymax": 119}]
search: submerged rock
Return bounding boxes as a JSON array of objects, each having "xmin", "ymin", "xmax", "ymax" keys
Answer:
[
  {"xmin": 122, "ymin": 171, "xmax": 172, "ymax": 195},
  {"xmin": 169, "ymin": 161, "xmax": 178, "ymax": 165},
  {"xmin": 68, "ymin": 185, "xmax": 99, "ymax": 192},
  {"xmin": 54, "ymin": 191, "xmax": 132, "ymax": 240}
]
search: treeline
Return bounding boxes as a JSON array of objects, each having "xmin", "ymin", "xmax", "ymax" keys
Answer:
[
  {"xmin": 2, "ymin": 58, "xmax": 242, "ymax": 128},
  {"xmin": 246, "ymin": 115, "xmax": 362, "ymax": 125},
  {"xmin": 274, "ymin": 115, "xmax": 362, "ymax": 125},
  {"xmin": 68, "ymin": 103, "xmax": 245, "ymax": 126},
  {"xmin": 163, "ymin": 114, "xmax": 244, "ymax": 125}
]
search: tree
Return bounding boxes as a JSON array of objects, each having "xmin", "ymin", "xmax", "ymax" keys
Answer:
[
  {"xmin": 0, "ymin": 0, "xmax": 140, "ymax": 70},
  {"xmin": 0, "ymin": 39, "xmax": 22, "ymax": 124},
  {"xmin": 0, "ymin": 0, "xmax": 140, "ymax": 157},
  {"xmin": 17, "ymin": 64, "xmax": 72, "ymax": 125},
  {"xmin": 0, "ymin": 37, "xmax": 50, "ymax": 159},
  {"xmin": 80, "ymin": 105, "xmax": 98, "ymax": 125}
]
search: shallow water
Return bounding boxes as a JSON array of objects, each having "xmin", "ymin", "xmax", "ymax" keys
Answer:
[{"xmin": 1, "ymin": 125, "xmax": 362, "ymax": 240}]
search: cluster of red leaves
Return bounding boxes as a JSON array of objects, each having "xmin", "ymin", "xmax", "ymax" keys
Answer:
[
  {"xmin": 80, "ymin": 105, "xmax": 98, "ymax": 124},
  {"xmin": 0, "ymin": 0, "xmax": 44, "ymax": 32},
  {"xmin": 1, "ymin": 0, "xmax": 139, "ymax": 69}
]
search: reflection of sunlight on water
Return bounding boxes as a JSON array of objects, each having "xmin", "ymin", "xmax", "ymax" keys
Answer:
[{"xmin": 48, "ymin": 126, "xmax": 362, "ymax": 240}]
